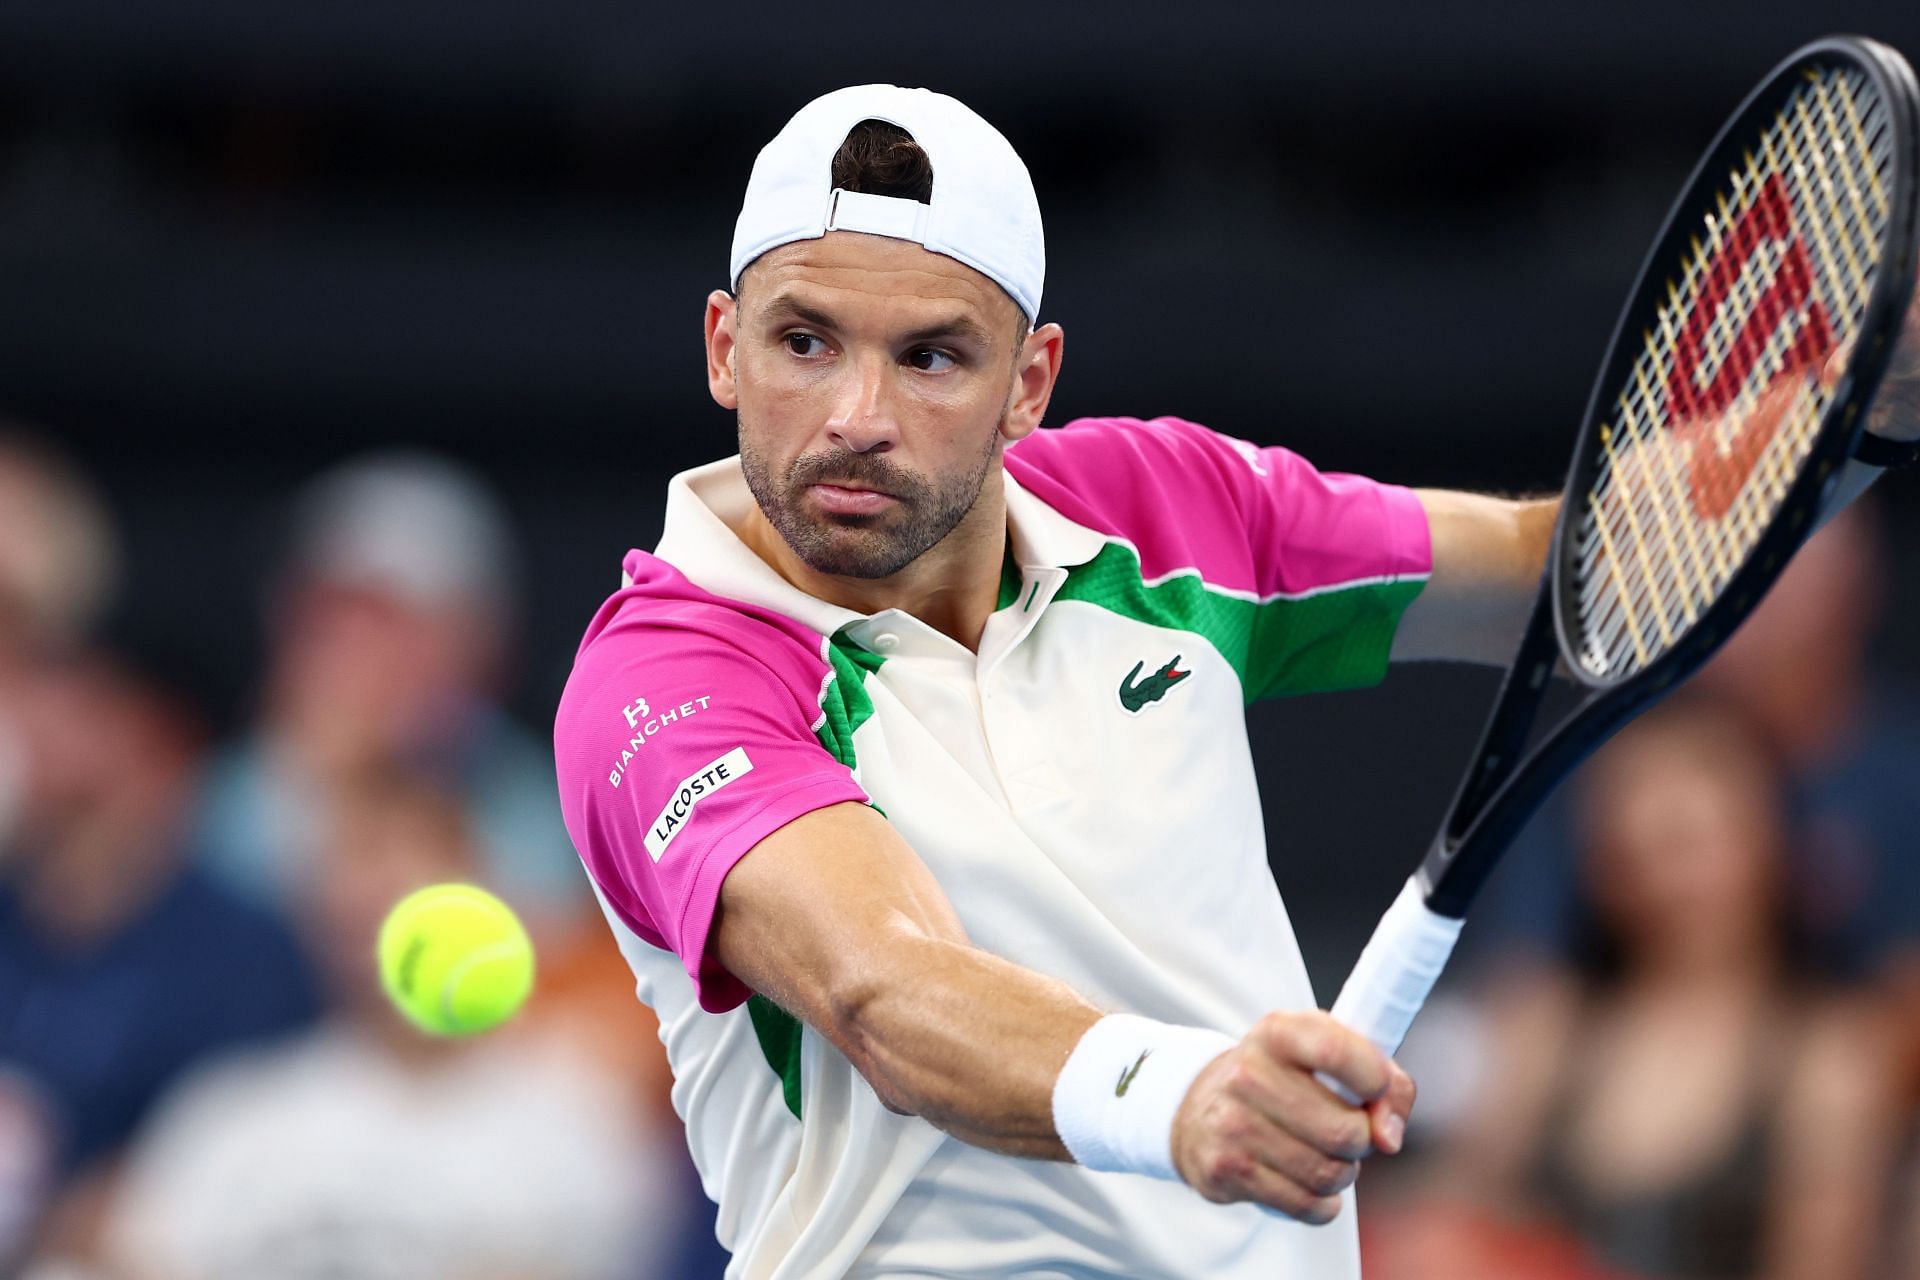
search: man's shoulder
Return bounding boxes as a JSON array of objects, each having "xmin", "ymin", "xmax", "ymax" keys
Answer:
[
  {"xmin": 1005, "ymin": 416, "xmax": 1286, "ymax": 555},
  {"xmin": 580, "ymin": 551, "xmax": 828, "ymax": 662},
  {"xmin": 1008, "ymin": 415, "xmax": 1242, "ymax": 472},
  {"xmin": 1006, "ymin": 415, "xmax": 1288, "ymax": 509},
  {"xmin": 558, "ymin": 553, "xmax": 833, "ymax": 743}
]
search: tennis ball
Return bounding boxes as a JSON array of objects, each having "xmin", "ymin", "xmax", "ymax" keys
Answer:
[{"xmin": 377, "ymin": 883, "xmax": 535, "ymax": 1036}]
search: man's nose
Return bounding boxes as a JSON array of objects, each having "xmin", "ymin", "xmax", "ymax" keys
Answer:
[{"xmin": 825, "ymin": 353, "xmax": 899, "ymax": 455}]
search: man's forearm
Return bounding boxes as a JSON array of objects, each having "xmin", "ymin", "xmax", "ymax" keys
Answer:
[
  {"xmin": 825, "ymin": 931, "xmax": 1101, "ymax": 1157},
  {"xmin": 711, "ymin": 801, "xmax": 1411, "ymax": 1217},
  {"xmin": 1394, "ymin": 491, "xmax": 1559, "ymax": 665},
  {"xmin": 713, "ymin": 803, "xmax": 1104, "ymax": 1158}
]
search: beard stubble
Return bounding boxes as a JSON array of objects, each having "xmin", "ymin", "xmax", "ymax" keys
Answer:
[{"xmin": 738, "ymin": 420, "xmax": 1001, "ymax": 580}]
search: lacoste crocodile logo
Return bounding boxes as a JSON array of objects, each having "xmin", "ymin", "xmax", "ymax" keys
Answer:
[
  {"xmin": 1116, "ymin": 1050, "xmax": 1151, "ymax": 1097},
  {"xmin": 1118, "ymin": 654, "xmax": 1192, "ymax": 714}
]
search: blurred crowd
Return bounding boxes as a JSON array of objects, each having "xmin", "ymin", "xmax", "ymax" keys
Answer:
[
  {"xmin": 0, "ymin": 429, "xmax": 721, "ymax": 1280},
  {"xmin": 3, "ymin": 420, "xmax": 1919, "ymax": 1280},
  {"xmin": 1364, "ymin": 503, "xmax": 1920, "ymax": 1279}
]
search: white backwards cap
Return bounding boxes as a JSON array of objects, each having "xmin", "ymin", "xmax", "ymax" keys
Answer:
[{"xmin": 729, "ymin": 84, "xmax": 1045, "ymax": 325}]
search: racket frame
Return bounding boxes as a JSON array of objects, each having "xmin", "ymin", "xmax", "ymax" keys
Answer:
[{"xmin": 1417, "ymin": 34, "xmax": 1920, "ymax": 918}]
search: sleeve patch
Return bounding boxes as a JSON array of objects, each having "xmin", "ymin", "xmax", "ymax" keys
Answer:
[
  {"xmin": 643, "ymin": 747, "xmax": 755, "ymax": 861},
  {"xmin": 607, "ymin": 692, "xmax": 717, "ymax": 789}
]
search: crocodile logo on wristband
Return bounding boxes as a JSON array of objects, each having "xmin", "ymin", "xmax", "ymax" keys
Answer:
[{"xmin": 1114, "ymin": 1050, "xmax": 1151, "ymax": 1097}]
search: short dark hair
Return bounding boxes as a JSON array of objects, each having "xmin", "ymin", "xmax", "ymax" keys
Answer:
[
  {"xmin": 832, "ymin": 119, "xmax": 935, "ymax": 202},
  {"xmin": 734, "ymin": 118, "xmax": 1029, "ymax": 348}
]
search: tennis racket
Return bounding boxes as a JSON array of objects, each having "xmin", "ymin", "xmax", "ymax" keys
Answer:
[{"xmin": 1329, "ymin": 34, "xmax": 1920, "ymax": 1063}]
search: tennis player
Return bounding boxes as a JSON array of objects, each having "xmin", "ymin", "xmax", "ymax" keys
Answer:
[{"xmin": 555, "ymin": 85, "xmax": 1556, "ymax": 1279}]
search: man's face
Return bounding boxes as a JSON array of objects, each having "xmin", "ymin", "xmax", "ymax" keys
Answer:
[{"xmin": 719, "ymin": 232, "xmax": 1030, "ymax": 579}]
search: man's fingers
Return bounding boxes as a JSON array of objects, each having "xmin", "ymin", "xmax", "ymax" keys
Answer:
[
  {"xmin": 1246, "ymin": 1011, "xmax": 1413, "ymax": 1158},
  {"xmin": 1254, "ymin": 1010, "xmax": 1392, "ymax": 1104},
  {"xmin": 1366, "ymin": 1061, "xmax": 1415, "ymax": 1155},
  {"xmin": 1172, "ymin": 1014, "xmax": 1418, "ymax": 1219},
  {"xmin": 1187, "ymin": 1133, "xmax": 1351, "ymax": 1224},
  {"xmin": 1219, "ymin": 1045, "xmax": 1373, "ymax": 1161},
  {"xmin": 1258, "ymin": 1127, "xmax": 1363, "ymax": 1201}
]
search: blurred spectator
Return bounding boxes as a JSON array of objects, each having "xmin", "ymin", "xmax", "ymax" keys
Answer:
[
  {"xmin": 0, "ymin": 433, "xmax": 118, "ymax": 656},
  {"xmin": 1361, "ymin": 1199, "xmax": 1633, "ymax": 1280},
  {"xmin": 0, "ymin": 433, "xmax": 120, "ymax": 847},
  {"xmin": 1471, "ymin": 500, "xmax": 1920, "ymax": 980},
  {"xmin": 1692, "ymin": 497, "xmax": 1920, "ymax": 975},
  {"xmin": 193, "ymin": 451, "xmax": 582, "ymax": 925},
  {"xmin": 103, "ymin": 768, "xmax": 682, "ymax": 1280},
  {"xmin": 0, "ymin": 649, "xmax": 319, "ymax": 1270},
  {"xmin": 1401, "ymin": 698, "xmax": 1902, "ymax": 1280}
]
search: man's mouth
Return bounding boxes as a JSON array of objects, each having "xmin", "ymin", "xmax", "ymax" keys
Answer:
[{"xmin": 808, "ymin": 482, "xmax": 897, "ymax": 516}]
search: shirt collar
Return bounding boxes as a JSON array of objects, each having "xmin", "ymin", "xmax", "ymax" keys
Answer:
[
  {"xmin": 652, "ymin": 457, "xmax": 863, "ymax": 639},
  {"xmin": 1002, "ymin": 463, "xmax": 1107, "ymax": 571},
  {"xmin": 650, "ymin": 455, "xmax": 1106, "ymax": 633}
]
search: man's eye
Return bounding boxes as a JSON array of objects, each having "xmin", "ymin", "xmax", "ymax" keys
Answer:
[
  {"xmin": 783, "ymin": 333, "xmax": 824, "ymax": 357},
  {"xmin": 906, "ymin": 348, "xmax": 956, "ymax": 372}
]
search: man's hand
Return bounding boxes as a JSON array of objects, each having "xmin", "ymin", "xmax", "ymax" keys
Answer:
[{"xmin": 1170, "ymin": 1011, "xmax": 1414, "ymax": 1223}]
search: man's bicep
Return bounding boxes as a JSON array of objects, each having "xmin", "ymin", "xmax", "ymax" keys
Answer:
[
  {"xmin": 555, "ymin": 618, "xmax": 869, "ymax": 1011},
  {"xmin": 1391, "ymin": 489, "xmax": 1557, "ymax": 665},
  {"xmin": 711, "ymin": 800, "xmax": 969, "ymax": 1033}
]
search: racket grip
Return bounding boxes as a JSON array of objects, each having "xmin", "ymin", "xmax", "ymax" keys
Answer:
[{"xmin": 1322, "ymin": 877, "xmax": 1464, "ymax": 1102}]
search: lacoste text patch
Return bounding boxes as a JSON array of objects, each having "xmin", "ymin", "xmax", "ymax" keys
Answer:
[{"xmin": 644, "ymin": 748, "xmax": 754, "ymax": 861}]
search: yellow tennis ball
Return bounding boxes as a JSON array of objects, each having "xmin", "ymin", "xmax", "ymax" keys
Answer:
[{"xmin": 377, "ymin": 883, "xmax": 535, "ymax": 1036}]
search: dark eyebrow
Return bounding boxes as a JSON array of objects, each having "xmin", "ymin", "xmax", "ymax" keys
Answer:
[
  {"xmin": 758, "ymin": 292, "xmax": 996, "ymax": 351},
  {"xmin": 758, "ymin": 294, "xmax": 842, "ymax": 334},
  {"xmin": 900, "ymin": 315, "xmax": 997, "ymax": 350}
]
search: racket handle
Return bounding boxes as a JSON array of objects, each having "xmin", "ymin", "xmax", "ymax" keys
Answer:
[{"xmin": 1322, "ymin": 877, "xmax": 1464, "ymax": 1102}]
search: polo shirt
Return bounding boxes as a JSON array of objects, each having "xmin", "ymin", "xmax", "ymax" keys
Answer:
[{"xmin": 554, "ymin": 415, "xmax": 1432, "ymax": 1279}]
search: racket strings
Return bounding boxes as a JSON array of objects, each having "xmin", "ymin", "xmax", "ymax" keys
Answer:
[{"xmin": 1573, "ymin": 66, "xmax": 1892, "ymax": 679}]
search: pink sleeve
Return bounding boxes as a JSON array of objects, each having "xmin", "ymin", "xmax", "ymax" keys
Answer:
[
  {"xmin": 1006, "ymin": 417, "xmax": 1433, "ymax": 696},
  {"xmin": 1008, "ymin": 416, "xmax": 1431, "ymax": 595},
  {"xmin": 554, "ymin": 566, "xmax": 868, "ymax": 1012}
]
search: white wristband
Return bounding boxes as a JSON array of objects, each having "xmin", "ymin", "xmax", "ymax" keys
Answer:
[{"xmin": 1051, "ymin": 1013, "xmax": 1237, "ymax": 1181}]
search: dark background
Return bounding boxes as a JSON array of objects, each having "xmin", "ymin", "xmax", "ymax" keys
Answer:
[{"xmin": 5, "ymin": 0, "xmax": 1919, "ymax": 985}]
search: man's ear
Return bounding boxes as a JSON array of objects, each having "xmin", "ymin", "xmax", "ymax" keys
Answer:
[
  {"xmin": 706, "ymin": 289, "xmax": 739, "ymax": 411},
  {"xmin": 1001, "ymin": 322, "xmax": 1065, "ymax": 444}
]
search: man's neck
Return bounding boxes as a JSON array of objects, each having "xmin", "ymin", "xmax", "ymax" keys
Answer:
[{"xmin": 739, "ymin": 472, "xmax": 1009, "ymax": 652}]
